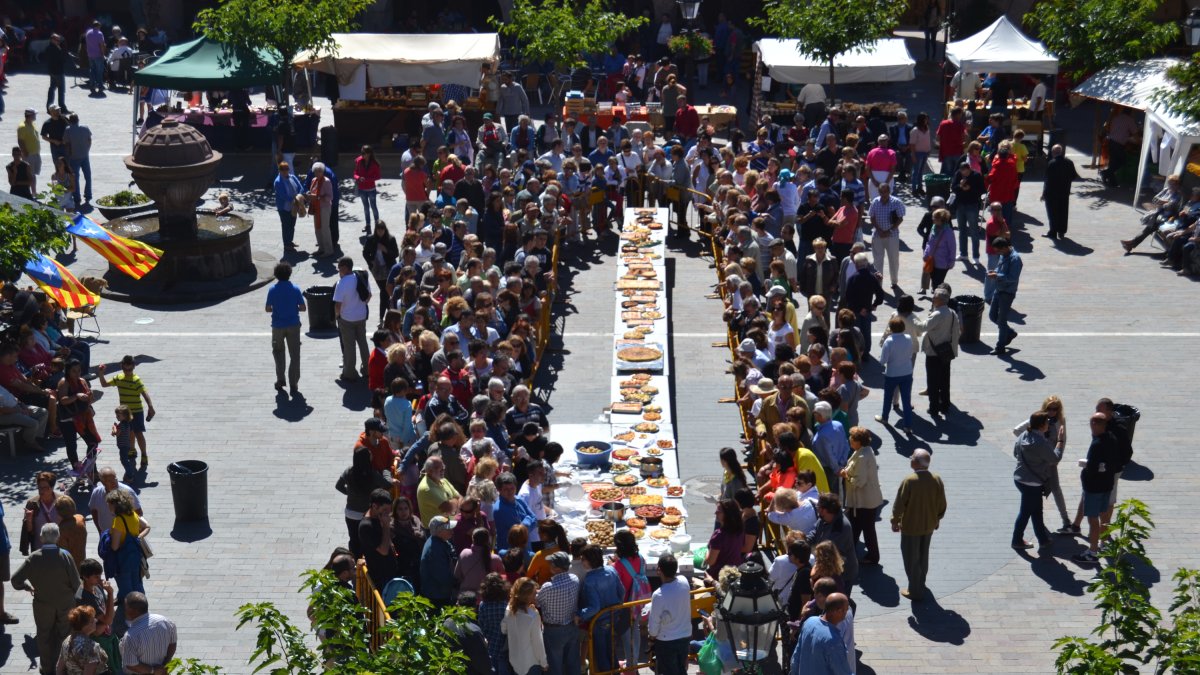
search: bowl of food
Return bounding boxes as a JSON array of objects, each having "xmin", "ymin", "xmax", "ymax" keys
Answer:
[
  {"xmin": 639, "ymin": 456, "xmax": 664, "ymax": 478},
  {"xmin": 634, "ymin": 504, "xmax": 665, "ymax": 524},
  {"xmin": 575, "ymin": 441, "xmax": 613, "ymax": 467},
  {"xmin": 588, "ymin": 487, "xmax": 626, "ymax": 510},
  {"xmin": 601, "ymin": 501, "xmax": 627, "ymax": 523}
]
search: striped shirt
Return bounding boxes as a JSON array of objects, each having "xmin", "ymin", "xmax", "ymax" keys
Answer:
[
  {"xmin": 121, "ymin": 613, "xmax": 177, "ymax": 668},
  {"xmin": 109, "ymin": 372, "xmax": 146, "ymax": 412}
]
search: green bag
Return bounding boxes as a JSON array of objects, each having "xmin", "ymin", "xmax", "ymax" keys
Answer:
[
  {"xmin": 697, "ymin": 633, "xmax": 724, "ymax": 675},
  {"xmin": 692, "ymin": 545, "xmax": 708, "ymax": 569}
]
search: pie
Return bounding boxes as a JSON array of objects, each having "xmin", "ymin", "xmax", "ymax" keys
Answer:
[
  {"xmin": 648, "ymin": 222, "xmax": 664, "ymax": 230},
  {"xmin": 641, "ymin": 310, "xmax": 664, "ymax": 320},
  {"xmin": 640, "ymin": 385, "xmax": 659, "ymax": 394},
  {"xmin": 614, "ymin": 473, "xmax": 640, "ymax": 486},
  {"xmin": 663, "ymin": 506, "xmax": 682, "ymax": 516},
  {"xmin": 618, "ymin": 346, "xmax": 663, "ymax": 362},
  {"xmin": 646, "ymin": 447, "xmax": 664, "ymax": 456},
  {"xmin": 630, "ymin": 373, "xmax": 653, "ymax": 382},
  {"xmin": 656, "ymin": 440, "xmax": 674, "ymax": 449},
  {"xmin": 660, "ymin": 514, "xmax": 683, "ymax": 528},
  {"xmin": 625, "ymin": 517, "xmax": 647, "ymax": 529},
  {"xmin": 614, "ymin": 431, "xmax": 635, "ymax": 442},
  {"xmin": 612, "ymin": 448, "xmax": 638, "ymax": 460},
  {"xmin": 588, "ymin": 488, "xmax": 624, "ymax": 503},
  {"xmin": 622, "ymin": 330, "xmax": 646, "ymax": 341},
  {"xmin": 666, "ymin": 486, "xmax": 684, "ymax": 497},
  {"xmin": 633, "ymin": 422, "xmax": 659, "ymax": 433},
  {"xmin": 611, "ymin": 462, "xmax": 631, "ymax": 474},
  {"xmin": 643, "ymin": 412, "xmax": 662, "ymax": 422},
  {"xmin": 645, "ymin": 477, "xmax": 669, "ymax": 488},
  {"xmin": 630, "ymin": 527, "xmax": 646, "ymax": 539},
  {"xmin": 629, "ymin": 494, "xmax": 663, "ymax": 506},
  {"xmin": 620, "ymin": 486, "xmax": 647, "ymax": 497},
  {"xmin": 634, "ymin": 505, "xmax": 665, "ymax": 519},
  {"xmin": 650, "ymin": 528, "xmax": 673, "ymax": 540}
]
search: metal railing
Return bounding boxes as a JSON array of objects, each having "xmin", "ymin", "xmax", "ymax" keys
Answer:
[
  {"xmin": 354, "ymin": 563, "xmax": 389, "ymax": 653},
  {"xmin": 585, "ymin": 587, "xmax": 718, "ymax": 675}
]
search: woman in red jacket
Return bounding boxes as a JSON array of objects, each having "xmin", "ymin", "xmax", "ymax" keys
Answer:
[
  {"xmin": 354, "ymin": 145, "xmax": 382, "ymax": 232},
  {"xmin": 987, "ymin": 141, "xmax": 1020, "ymax": 228}
]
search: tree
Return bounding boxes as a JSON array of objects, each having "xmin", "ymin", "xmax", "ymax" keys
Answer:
[
  {"xmin": 0, "ymin": 199, "xmax": 70, "ymax": 281},
  {"xmin": 1026, "ymin": 0, "xmax": 1178, "ymax": 81},
  {"xmin": 751, "ymin": 0, "xmax": 905, "ymax": 100},
  {"xmin": 1054, "ymin": 500, "xmax": 1200, "ymax": 675},
  {"xmin": 491, "ymin": 0, "xmax": 647, "ymax": 72},
  {"xmin": 193, "ymin": 0, "xmax": 372, "ymax": 110},
  {"xmin": 1152, "ymin": 55, "xmax": 1200, "ymax": 125},
  {"xmin": 168, "ymin": 569, "xmax": 472, "ymax": 674}
]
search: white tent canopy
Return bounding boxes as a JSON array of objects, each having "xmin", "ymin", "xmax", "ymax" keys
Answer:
[
  {"xmin": 753, "ymin": 38, "xmax": 915, "ymax": 85},
  {"xmin": 946, "ymin": 16, "xmax": 1058, "ymax": 75},
  {"xmin": 294, "ymin": 33, "xmax": 499, "ymax": 89},
  {"xmin": 1072, "ymin": 58, "xmax": 1181, "ymax": 110}
]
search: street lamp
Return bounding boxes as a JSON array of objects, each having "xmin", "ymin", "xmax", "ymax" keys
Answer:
[
  {"xmin": 677, "ymin": 0, "xmax": 703, "ymax": 22},
  {"xmin": 1186, "ymin": 7, "xmax": 1200, "ymax": 48},
  {"xmin": 716, "ymin": 562, "xmax": 784, "ymax": 674}
]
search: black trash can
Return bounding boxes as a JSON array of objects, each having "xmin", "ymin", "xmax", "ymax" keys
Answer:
[
  {"xmin": 952, "ymin": 294, "xmax": 985, "ymax": 344},
  {"xmin": 923, "ymin": 173, "xmax": 951, "ymax": 205},
  {"xmin": 320, "ymin": 125, "xmax": 339, "ymax": 168},
  {"xmin": 304, "ymin": 285, "xmax": 336, "ymax": 330},
  {"xmin": 168, "ymin": 460, "xmax": 208, "ymax": 522},
  {"xmin": 1112, "ymin": 403, "xmax": 1140, "ymax": 444}
]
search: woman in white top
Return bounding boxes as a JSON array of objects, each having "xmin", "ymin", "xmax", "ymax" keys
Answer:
[
  {"xmin": 881, "ymin": 295, "xmax": 923, "ymax": 410},
  {"xmin": 501, "ymin": 577, "xmax": 548, "ymax": 675},
  {"xmin": 875, "ymin": 316, "xmax": 915, "ymax": 431},
  {"xmin": 765, "ymin": 305, "xmax": 796, "ymax": 359}
]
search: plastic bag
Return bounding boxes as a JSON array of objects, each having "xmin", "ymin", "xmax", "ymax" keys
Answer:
[
  {"xmin": 697, "ymin": 633, "xmax": 723, "ymax": 675},
  {"xmin": 692, "ymin": 545, "xmax": 708, "ymax": 569}
]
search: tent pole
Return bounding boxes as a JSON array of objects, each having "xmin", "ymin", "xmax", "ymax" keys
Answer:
[
  {"xmin": 1089, "ymin": 105, "xmax": 1101, "ymax": 168},
  {"xmin": 1133, "ymin": 115, "xmax": 1155, "ymax": 207}
]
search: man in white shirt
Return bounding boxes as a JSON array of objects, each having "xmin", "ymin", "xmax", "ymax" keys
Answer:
[
  {"xmin": 1029, "ymin": 78, "xmax": 1048, "ymax": 115},
  {"xmin": 644, "ymin": 553, "xmax": 691, "ymax": 675},
  {"xmin": 0, "ymin": 384, "xmax": 47, "ymax": 450},
  {"xmin": 767, "ymin": 484, "xmax": 821, "ymax": 539},
  {"xmin": 332, "ymin": 256, "xmax": 371, "ymax": 382},
  {"xmin": 88, "ymin": 468, "xmax": 142, "ymax": 534},
  {"xmin": 951, "ymin": 70, "xmax": 980, "ymax": 100},
  {"xmin": 797, "ymin": 82, "xmax": 828, "ymax": 127},
  {"xmin": 517, "ymin": 459, "xmax": 552, "ymax": 523},
  {"xmin": 538, "ymin": 139, "xmax": 566, "ymax": 173}
]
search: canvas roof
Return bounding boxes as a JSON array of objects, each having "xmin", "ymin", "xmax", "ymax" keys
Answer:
[
  {"xmin": 293, "ymin": 33, "xmax": 500, "ymax": 88},
  {"xmin": 134, "ymin": 37, "xmax": 282, "ymax": 89},
  {"xmin": 946, "ymin": 16, "xmax": 1058, "ymax": 75},
  {"xmin": 753, "ymin": 38, "xmax": 915, "ymax": 85}
]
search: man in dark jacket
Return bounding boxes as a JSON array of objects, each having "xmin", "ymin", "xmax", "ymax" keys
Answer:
[
  {"xmin": 842, "ymin": 252, "xmax": 884, "ymax": 358},
  {"xmin": 419, "ymin": 516, "xmax": 457, "ymax": 608},
  {"xmin": 45, "ymin": 34, "xmax": 68, "ymax": 112},
  {"xmin": 889, "ymin": 111, "xmax": 915, "ymax": 182},
  {"xmin": 444, "ymin": 593, "xmax": 493, "ymax": 675},
  {"xmin": 809, "ymin": 493, "xmax": 858, "ymax": 591},
  {"xmin": 1041, "ymin": 144, "xmax": 1080, "ymax": 239},
  {"xmin": 1012, "ymin": 412, "xmax": 1064, "ymax": 550},
  {"xmin": 1072, "ymin": 414, "xmax": 1126, "ymax": 565},
  {"xmin": 800, "ymin": 239, "xmax": 839, "ymax": 300}
]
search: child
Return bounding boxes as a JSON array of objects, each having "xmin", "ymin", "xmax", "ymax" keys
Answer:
[
  {"xmin": 214, "ymin": 192, "xmax": 233, "ymax": 216},
  {"xmin": 467, "ymin": 419, "xmax": 506, "ymax": 469},
  {"xmin": 97, "ymin": 355, "xmax": 156, "ymax": 470},
  {"xmin": 383, "ymin": 377, "xmax": 417, "ymax": 451},
  {"xmin": 112, "ymin": 405, "xmax": 136, "ymax": 482}
]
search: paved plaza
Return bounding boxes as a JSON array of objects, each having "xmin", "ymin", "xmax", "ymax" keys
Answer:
[{"xmin": 2, "ymin": 46, "xmax": 1198, "ymax": 674}]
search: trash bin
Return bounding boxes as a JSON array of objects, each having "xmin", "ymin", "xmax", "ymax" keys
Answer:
[
  {"xmin": 168, "ymin": 460, "xmax": 208, "ymax": 522},
  {"xmin": 952, "ymin": 294, "xmax": 985, "ymax": 344},
  {"xmin": 320, "ymin": 125, "xmax": 339, "ymax": 168},
  {"xmin": 1112, "ymin": 403, "xmax": 1140, "ymax": 444},
  {"xmin": 923, "ymin": 173, "xmax": 951, "ymax": 205},
  {"xmin": 304, "ymin": 285, "xmax": 336, "ymax": 331}
]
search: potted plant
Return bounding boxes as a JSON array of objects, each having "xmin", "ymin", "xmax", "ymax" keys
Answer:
[
  {"xmin": 668, "ymin": 32, "xmax": 715, "ymax": 59},
  {"xmin": 95, "ymin": 190, "xmax": 156, "ymax": 220}
]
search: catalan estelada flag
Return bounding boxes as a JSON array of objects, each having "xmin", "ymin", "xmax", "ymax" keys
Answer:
[
  {"xmin": 67, "ymin": 215, "xmax": 163, "ymax": 280},
  {"xmin": 23, "ymin": 253, "xmax": 99, "ymax": 309}
]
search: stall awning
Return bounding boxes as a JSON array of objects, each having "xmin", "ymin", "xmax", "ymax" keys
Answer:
[
  {"xmin": 752, "ymin": 38, "xmax": 915, "ymax": 85},
  {"xmin": 1072, "ymin": 58, "xmax": 1184, "ymax": 111},
  {"xmin": 946, "ymin": 16, "xmax": 1058, "ymax": 75},
  {"xmin": 293, "ymin": 33, "xmax": 500, "ymax": 89},
  {"xmin": 134, "ymin": 37, "xmax": 283, "ymax": 89}
]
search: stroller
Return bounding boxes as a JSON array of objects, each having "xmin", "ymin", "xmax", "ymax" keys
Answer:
[{"xmin": 68, "ymin": 443, "xmax": 102, "ymax": 493}]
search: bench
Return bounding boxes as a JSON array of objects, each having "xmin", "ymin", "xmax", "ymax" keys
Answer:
[{"xmin": 0, "ymin": 427, "xmax": 17, "ymax": 457}]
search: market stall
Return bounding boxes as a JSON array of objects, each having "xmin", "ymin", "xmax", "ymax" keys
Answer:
[
  {"xmin": 293, "ymin": 33, "xmax": 499, "ymax": 150},
  {"xmin": 133, "ymin": 37, "xmax": 319, "ymax": 151},
  {"xmin": 750, "ymin": 38, "xmax": 915, "ymax": 123},
  {"xmin": 563, "ymin": 101, "xmax": 738, "ymax": 134},
  {"xmin": 944, "ymin": 16, "xmax": 1059, "ymax": 149}
]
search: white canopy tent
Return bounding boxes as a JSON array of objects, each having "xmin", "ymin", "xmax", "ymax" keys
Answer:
[
  {"xmin": 1073, "ymin": 58, "xmax": 1199, "ymax": 205},
  {"xmin": 752, "ymin": 38, "xmax": 915, "ymax": 85},
  {"xmin": 946, "ymin": 16, "xmax": 1058, "ymax": 75},
  {"xmin": 294, "ymin": 33, "xmax": 500, "ymax": 95}
]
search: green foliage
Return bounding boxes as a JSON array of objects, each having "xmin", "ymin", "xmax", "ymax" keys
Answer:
[
  {"xmin": 1054, "ymin": 500, "xmax": 1200, "ymax": 675},
  {"xmin": 96, "ymin": 190, "xmax": 150, "ymax": 207},
  {"xmin": 0, "ymin": 200, "xmax": 70, "ymax": 280},
  {"xmin": 1027, "ymin": 0, "xmax": 1178, "ymax": 81},
  {"xmin": 1152, "ymin": 55, "xmax": 1200, "ymax": 126},
  {"xmin": 668, "ymin": 33, "xmax": 714, "ymax": 58},
  {"xmin": 194, "ymin": 0, "xmax": 371, "ymax": 105},
  {"xmin": 751, "ymin": 0, "xmax": 904, "ymax": 96},
  {"xmin": 491, "ymin": 0, "xmax": 648, "ymax": 70},
  {"xmin": 167, "ymin": 569, "xmax": 470, "ymax": 675}
]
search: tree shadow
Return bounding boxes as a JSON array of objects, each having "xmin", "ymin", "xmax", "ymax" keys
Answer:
[
  {"xmin": 907, "ymin": 596, "xmax": 971, "ymax": 645},
  {"xmin": 999, "ymin": 351, "xmax": 1046, "ymax": 381},
  {"xmin": 1119, "ymin": 460, "xmax": 1154, "ymax": 482},
  {"xmin": 273, "ymin": 391, "xmax": 314, "ymax": 421},
  {"xmin": 857, "ymin": 564, "xmax": 901, "ymax": 608}
]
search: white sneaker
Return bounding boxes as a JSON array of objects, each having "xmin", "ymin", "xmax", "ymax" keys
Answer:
[
  {"xmin": 972, "ymin": 256, "xmax": 981, "ymax": 265},
  {"xmin": 956, "ymin": 254, "xmax": 967, "ymax": 261}
]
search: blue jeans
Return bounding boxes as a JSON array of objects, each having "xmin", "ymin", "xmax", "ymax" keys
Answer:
[
  {"xmin": 854, "ymin": 312, "xmax": 873, "ymax": 359},
  {"xmin": 543, "ymin": 623, "xmax": 580, "ymax": 675},
  {"xmin": 990, "ymin": 290, "xmax": 1015, "ymax": 347},
  {"xmin": 1013, "ymin": 481, "xmax": 1050, "ymax": 546},
  {"xmin": 88, "ymin": 57, "xmax": 105, "ymax": 90},
  {"xmin": 278, "ymin": 209, "xmax": 296, "ymax": 246},
  {"xmin": 956, "ymin": 204, "xmax": 980, "ymax": 258},
  {"xmin": 654, "ymin": 637, "xmax": 690, "ymax": 675},
  {"xmin": 912, "ymin": 152, "xmax": 930, "ymax": 190},
  {"xmin": 983, "ymin": 253, "xmax": 999, "ymax": 302},
  {"xmin": 940, "ymin": 154, "xmax": 961, "ymax": 175},
  {"xmin": 881, "ymin": 373, "xmax": 913, "ymax": 427},
  {"xmin": 590, "ymin": 617, "xmax": 616, "ymax": 672},
  {"xmin": 359, "ymin": 189, "xmax": 379, "ymax": 227},
  {"xmin": 1001, "ymin": 200, "xmax": 1015, "ymax": 228},
  {"xmin": 69, "ymin": 157, "xmax": 92, "ymax": 202}
]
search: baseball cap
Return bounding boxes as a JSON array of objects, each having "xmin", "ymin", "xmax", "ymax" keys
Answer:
[
  {"xmin": 739, "ymin": 338, "xmax": 756, "ymax": 353},
  {"xmin": 483, "ymin": 112, "xmax": 494, "ymax": 121}
]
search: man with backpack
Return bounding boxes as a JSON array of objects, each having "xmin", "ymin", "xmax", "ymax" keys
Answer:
[{"xmin": 333, "ymin": 257, "xmax": 372, "ymax": 383}]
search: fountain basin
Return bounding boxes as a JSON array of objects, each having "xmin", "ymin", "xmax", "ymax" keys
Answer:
[{"xmin": 107, "ymin": 210, "xmax": 255, "ymax": 282}]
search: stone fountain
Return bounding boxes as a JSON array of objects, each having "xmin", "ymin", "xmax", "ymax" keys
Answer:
[{"xmin": 106, "ymin": 120, "xmax": 256, "ymax": 285}]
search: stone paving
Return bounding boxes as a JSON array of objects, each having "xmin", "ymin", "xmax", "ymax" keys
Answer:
[{"xmin": 1, "ymin": 42, "xmax": 1198, "ymax": 674}]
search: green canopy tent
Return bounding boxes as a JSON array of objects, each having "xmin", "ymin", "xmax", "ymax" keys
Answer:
[{"xmin": 129, "ymin": 37, "xmax": 284, "ymax": 149}]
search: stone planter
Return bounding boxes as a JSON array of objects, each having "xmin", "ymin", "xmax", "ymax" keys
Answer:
[{"xmin": 96, "ymin": 199, "xmax": 156, "ymax": 221}]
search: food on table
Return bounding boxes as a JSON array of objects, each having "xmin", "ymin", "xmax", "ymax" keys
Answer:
[
  {"xmin": 616, "ymin": 279, "xmax": 661, "ymax": 290},
  {"xmin": 650, "ymin": 528, "xmax": 673, "ymax": 540},
  {"xmin": 633, "ymin": 422, "xmax": 660, "ymax": 433},
  {"xmin": 660, "ymin": 514, "xmax": 683, "ymax": 528},
  {"xmin": 656, "ymin": 439, "xmax": 674, "ymax": 449},
  {"xmin": 646, "ymin": 447, "xmax": 664, "ymax": 456},
  {"xmin": 645, "ymin": 477, "xmax": 669, "ymax": 488},
  {"xmin": 625, "ymin": 517, "xmax": 647, "ymax": 529},
  {"xmin": 667, "ymin": 486, "xmax": 684, "ymax": 497},
  {"xmin": 614, "ymin": 473, "xmax": 639, "ymax": 486},
  {"xmin": 589, "ymin": 487, "xmax": 625, "ymax": 503},
  {"xmin": 612, "ymin": 448, "xmax": 638, "ymax": 460},
  {"xmin": 617, "ymin": 346, "xmax": 664, "ymax": 363},
  {"xmin": 648, "ymin": 222, "xmax": 664, "ymax": 230},
  {"xmin": 586, "ymin": 520, "xmax": 615, "ymax": 547},
  {"xmin": 620, "ymin": 486, "xmax": 647, "ymax": 497},
  {"xmin": 640, "ymin": 385, "xmax": 659, "ymax": 394},
  {"xmin": 613, "ymin": 431, "xmax": 636, "ymax": 442},
  {"xmin": 641, "ymin": 310, "xmax": 664, "ymax": 319},
  {"xmin": 643, "ymin": 412, "xmax": 662, "ymax": 422},
  {"xmin": 622, "ymin": 330, "xmax": 646, "ymax": 341},
  {"xmin": 577, "ymin": 445, "xmax": 607, "ymax": 454},
  {"xmin": 621, "ymin": 390, "xmax": 653, "ymax": 403},
  {"xmin": 630, "ymin": 373, "xmax": 653, "ymax": 382},
  {"xmin": 629, "ymin": 456, "xmax": 643, "ymax": 467},
  {"xmin": 630, "ymin": 527, "xmax": 646, "ymax": 539},
  {"xmin": 644, "ymin": 405, "xmax": 663, "ymax": 413},
  {"xmin": 611, "ymin": 462, "xmax": 630, "ymax": 474},
  {"xmin": 635, "ymin": 505, "xmax": 665, "ymax": 519},
  {"xmin": 630, "ymin": 494, "xmax": 664, "ymax": 507},
  {"xmin": 611, "ymin": 402, "xmax": 643, "ymax": 415},
  {"xmin": 664, "ymin": 506, "xmax": 682, "ymax": 517}
]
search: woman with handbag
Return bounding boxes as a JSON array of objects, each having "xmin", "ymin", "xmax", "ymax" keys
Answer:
[
  {"xmin": 56, "ymin": 358, "xmax": 100, "ymax": 470},
  {"xmin": 1012, "ymin": 411, "xmax": 1065, "ymax": 550},
  {"xmin": 105, "ymin": 488, "xmax": 151, "ymax": 605},
  {"xmin": 362, "ymin": 222, "xmax": 399, "ymax": 318},
  {"xmin": 922, "ymin": 208, "xmax": 957, "ymax": 288}
]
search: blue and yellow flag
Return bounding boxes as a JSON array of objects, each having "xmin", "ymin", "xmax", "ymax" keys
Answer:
[
  {"xmin": 67, "ymin": 215, "xmax": 163, "ymax": 280},
  {"xmin": 23, "ymin": 253, "xmax": 99, "ymax": 309}
]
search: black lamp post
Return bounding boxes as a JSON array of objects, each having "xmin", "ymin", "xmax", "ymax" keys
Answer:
[
  {"xmin": 716, "ymin": 562, "xmax": 784, "ymax": 675},
  {"xmin": 1186, "ymin": 7, "xmax": 1200, "ymax": 48}
]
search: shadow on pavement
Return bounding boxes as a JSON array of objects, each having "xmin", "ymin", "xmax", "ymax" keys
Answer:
[
  {"xmin": 1021, "ymin": 549, "xmax": 1089, "ymax": 596},
  {"xmin": 1120, "ymin": 460, "xmax": 1154, "ymax": 482},
  {"xmin": 907, "ymin": 596, "xmax": 971, "ymax": 645},
  {"xmin": 1050, "ymin": 237, "xmax": 1095, "ymax": 257},
  {"xmin": 273, "ymin": 391, "xmax": 314, "ymax": 422},
  {"xmin": 170, "ymin": 518, "xmax": 213, "ymax": 542},
  {"xmin": 857, "ymin": 564, "xmax": 901, "ymax": 608},
  {"xmin": 1000, "ymin": 351, "xmax": 1045, "ymax": 381}
]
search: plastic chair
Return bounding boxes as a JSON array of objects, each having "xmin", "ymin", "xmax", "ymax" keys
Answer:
[{"xmin": 523, "ymin": 72, "xmax": 543, "ymax": 105}]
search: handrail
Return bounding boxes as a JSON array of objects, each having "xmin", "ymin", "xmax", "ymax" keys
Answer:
[
  {"xmin": 585, "ymin": 587, "xmax": 718, "ymax": 675},
  {"xmin": 527, "ymin": 227, "xmax": 562, "ymax": 387},
  {"xmin": 354, "ymin": 563, "xmax": 389, "ymax": 652}
]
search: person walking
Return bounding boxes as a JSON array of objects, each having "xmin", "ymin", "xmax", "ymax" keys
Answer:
[
  {"xmin": 333, "ymin": 257, "xmax": 371, "ymax": 382},
  {"xmin": 922, "ymin": 208, "xmax": 956, "ymax": 289},
  {"xmin": 62, "ymin": 114, "xmax": 91, "ymax": 206},
  {"xmin": 789, "ymin": 592, "xmax": 852, "ymax": 675},
  {"xmin": 876, "ymin": 317, "xmax": 915, "ymax": 431},
  {"xmin": 889, "ymin": 449, "xmax": 946, "ymax": 601},
  {"xmin": 45, "ymin": 34, "xmax": 68, "ymax": 111},
  {"xmin": 535, "ymin": 551, "xmax": 580, "ymax": 675},
  {"xmin": 96, "ymin": 355, "xmax": 156, "ymax": 471},
  {"xmin": 354, "ymin": 145, "xmax": 381, "ymax": 231},
  {"xmin": 18, "ymin": 109, "xmax": 42, "ymax": 195},
  {"xmin": 646, "ymin": 553, "xmax": 691, "ymax": 675},
  {"xmin": 1012, "ymin": 411, "xmax": 1064, "ymax": 551},
  {"xmin": 273, "ymin": 162, "xmax": 304, "ymax": 250},
  {"xmin": 1041, "ymin": 144, "xmax": 1080, "ymax": 240},
  {"xmin": 84, "ymin": 22, "xmax": 106, "ymax": 94},
  {"xmin": 502, "ymin": 577, "xmax": 548, "ymax": 675},
  {"xmin": 867, "ymin": 183, "xmax": 905, "ymax": 291},
  {"xmin": 265, "ymin": 262, "xmax": 306, "ymax": 394},
  {"xmin": 841, "ymin": 427, "xmax": 883, "ymax": 566},
  {"xmin": 11, "ymin": 523, "xmax": 80, "ymax": 675},
  {"xmin": 987, "ymin": 237, "xmax": 1022, "ymax": 356},
  {"xmin": 951, "ymin": 160, "xmax": 986, "ymax": 264},
  {"xmin": 917, "ymin": 288, "xmax": 959, "ymax": 419}
]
